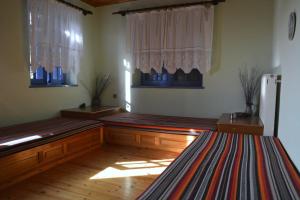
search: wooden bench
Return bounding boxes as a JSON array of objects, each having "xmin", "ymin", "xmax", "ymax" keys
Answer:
[
  {"xmin": 100, "ymin": 113, "xmax": 218, "ymax": 153},
  {"xmin": 0, "ymin": 118, "xmax": 103, "ymax": 190}
]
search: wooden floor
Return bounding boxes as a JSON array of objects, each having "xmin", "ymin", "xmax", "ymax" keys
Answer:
[{"xmin": 0, "ymin": 145, "xmax": 179, "ymax": 200}]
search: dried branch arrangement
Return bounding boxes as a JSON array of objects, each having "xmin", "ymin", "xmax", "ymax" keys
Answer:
[
  {"xmin": 239, "ymin": 66, "xmax": 263, "ymax": 113},
  {"xmin": 80, "ymin": 74, "xmax": 111, "ymax": 107},
  {"xmin": 93, "ymin": 74, "xmax": 112, "ymax": 100}
]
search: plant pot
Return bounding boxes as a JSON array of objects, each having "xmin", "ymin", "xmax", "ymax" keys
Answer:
[{"xmin": 91, "ymin": 97, "xmax": 101, "ymax": 107}]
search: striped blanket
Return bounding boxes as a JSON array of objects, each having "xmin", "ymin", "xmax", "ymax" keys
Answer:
[
  {"xmin": 138, "ymin": 132, "xmax": 300, "ymax": 200},
  {"xmin": 99, "ymin": 113, "xmax": 217, "ymax": 132}
]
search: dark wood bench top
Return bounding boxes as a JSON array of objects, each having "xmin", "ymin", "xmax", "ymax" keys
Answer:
[
  {"xmin": 61, "ymin": 106, "xmax": 122, "ymax": 119},
  {"xmin": 99, "ymin": 113, "xmax": 217, "ymax": 133},
  {"xmin": 0, "ymin": 118, "xmax": 102, "ymax": 157}
]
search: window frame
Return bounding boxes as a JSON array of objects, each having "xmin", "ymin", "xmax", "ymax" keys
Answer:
[
  {"xmin": 132, "ymin": 68, "xmax": 204, "ymax": 89},
  {"xmin": 27, "ymin": 0, "xmax": 82, "ymax": 88}
]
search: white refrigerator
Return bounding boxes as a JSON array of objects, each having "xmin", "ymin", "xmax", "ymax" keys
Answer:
[{"xmin": 259, "ymin": 74, "xmax": 281, "ymax": 136}]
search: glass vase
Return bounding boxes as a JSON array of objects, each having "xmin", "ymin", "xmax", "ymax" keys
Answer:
[{"xmin": 245, "ymin": 103, "xmax": 254, "ymax": 116}]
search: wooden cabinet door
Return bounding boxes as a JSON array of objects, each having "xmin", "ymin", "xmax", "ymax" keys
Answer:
[
  {"xmin": 158, "ymin": 134, "xmax": 196, "ymax": 152},
  {"xmin": 105, "ymin": 127, "xmax": 138, "ymax": 146},
  {"xmin": 0, "ymin": 149, "xmax": 39, "ymax": 186},
  {"xmin": 66, "ymin": 128, "xmax": 102, "ymax": 154},
  {"xmin": 42, "ymin": 143, "xmax": 65, "ymax": 164}
]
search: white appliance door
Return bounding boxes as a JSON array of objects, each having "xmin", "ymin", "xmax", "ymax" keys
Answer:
[{"xmin": 259, "ymin": 74, "xmax": 278, "ymax": 136}]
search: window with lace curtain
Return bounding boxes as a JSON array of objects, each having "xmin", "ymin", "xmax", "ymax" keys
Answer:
[
  {"xmin": 127, "ymin": 5, "xmax": 214, "ymax": 88},
  {"xmin": 27, "ymin": 0, "xmax": 83, "ymax": 87}
]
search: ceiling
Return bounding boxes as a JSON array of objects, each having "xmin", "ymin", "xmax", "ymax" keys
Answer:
[{"xmin": 81, "ymin": 0, "xmax": 137, "ymax": 7}]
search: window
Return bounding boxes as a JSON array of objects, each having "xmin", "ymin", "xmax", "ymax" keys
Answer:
[
  {"xmin": 27, "ymin": 0, "xmax": 83, "ymax": 87},
  {"xmin": 133, "ymin": 68, "xmax": 203, "ymax": 88},
  {"xmin": 127, "ymin": 5, "xmax": 213, "ymax": 89}
]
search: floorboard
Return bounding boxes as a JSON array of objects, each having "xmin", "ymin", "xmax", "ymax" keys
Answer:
[{"xmin": 0, "ymin": 145, "xmax": 179, "ymax": 200}]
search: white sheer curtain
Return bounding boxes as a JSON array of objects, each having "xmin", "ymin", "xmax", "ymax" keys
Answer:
[
  {"xmin": 127, "ymin": 10, "xmax": 165, "ymax": 73},
  {"xmin": 127, "ymin": 5, "xmax": 214, "ymax": 74},
  {"xmin": 27, "ymin": 0, "xmax": 83, "ymax": 84}
]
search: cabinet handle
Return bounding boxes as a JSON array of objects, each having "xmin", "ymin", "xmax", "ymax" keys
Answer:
[{"xmin": 38, "ymin": 151, "xmax": 43, "ymax": 163}]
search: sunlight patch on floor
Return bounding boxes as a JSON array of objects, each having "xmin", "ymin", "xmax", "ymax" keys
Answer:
[
  {"xmin": 90, "ymin": 166, "xmax": 167, "ymax": 179},
  {"xmin": 121, "ymin": 163, "xmax": 160, "ymax": 168},
  {"xmin": 89, "ymin": 159, "xmax": 174, "ymax": 179}
]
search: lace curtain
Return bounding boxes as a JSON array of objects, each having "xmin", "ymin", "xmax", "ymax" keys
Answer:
[
  {"xmin": 27, "ymin": 0, "xmax": 83, "ymax": 84},
  {"xmin": 127, "ymin": 5, "xmax": 214, "ymax": 74}
]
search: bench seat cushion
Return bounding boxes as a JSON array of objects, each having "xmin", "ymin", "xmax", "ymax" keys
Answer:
[
  {"xmin": 138, "ymin": 132, "xmax": 300, "ymax": 200},
  {"xmin": 0, "ymin": 118, "xmax": 102, "ymax": 157},
  {"xmin": 100, "ymin": 112, "xmax": 217, "ymax": 133}
]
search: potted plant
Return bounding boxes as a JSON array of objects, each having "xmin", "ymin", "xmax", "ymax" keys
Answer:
[
  {"xmin": 81, "ymin": 74, "xmax": 112, "ymax": 107},
  {"xmin": 239, "ymin": 66, "xmax": 263, "ymax": 116}
]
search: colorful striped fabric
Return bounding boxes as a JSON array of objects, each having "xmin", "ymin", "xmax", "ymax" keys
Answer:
[{"xmin": 138, "ymin": 132, "xmax": 300, "ymax": 200}]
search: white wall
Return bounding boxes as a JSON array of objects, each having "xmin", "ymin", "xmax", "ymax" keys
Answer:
[
  {"xmin": 275, "ymin": 0, "xmax": 300, "ymax": 170},
  {"xmin": 0, "ymin": 0, "xmax": 96, "ymax": 126},
  {"xmin": 94, "ymin": 0, "xmax": 274, "ymax": 119}
]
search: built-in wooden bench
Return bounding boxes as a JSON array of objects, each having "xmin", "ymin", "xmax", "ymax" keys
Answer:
[
  {"xmin": 100, "ymin": 113, "xmax": 218, "ymax": 153},
  {"xmin": 0, "ymin": 118, "xmax": 103, "ymax": 190}
]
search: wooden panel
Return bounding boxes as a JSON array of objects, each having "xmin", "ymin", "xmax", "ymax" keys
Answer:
[
  {"xmin": 66, "ymin": 128, "xmax": 102, "ymax": 154},
  {"xmin": 160, "ymin": 138, "xmax": 187, "ymax": 149},
  {"xmin": 0, "ymin": 150, "xmax": 39, "ymax": 184},
  {"xmin": 140, "ymin": 135, "xmax": 156, "ymax": 146},
  {"xmin": 42, "ymin": 143, "xmax": 65, "ymax": 164},
  {"xmin": 105, "ymin": 127, "xmax": 138, "ymax": 146},
  {"xmin": 104, "ymin": 126, "xmax": 196, "ymax": 153},
  {"xmin": 0, "ymin": 127, "xmax": 103, "ymax": 190}
]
